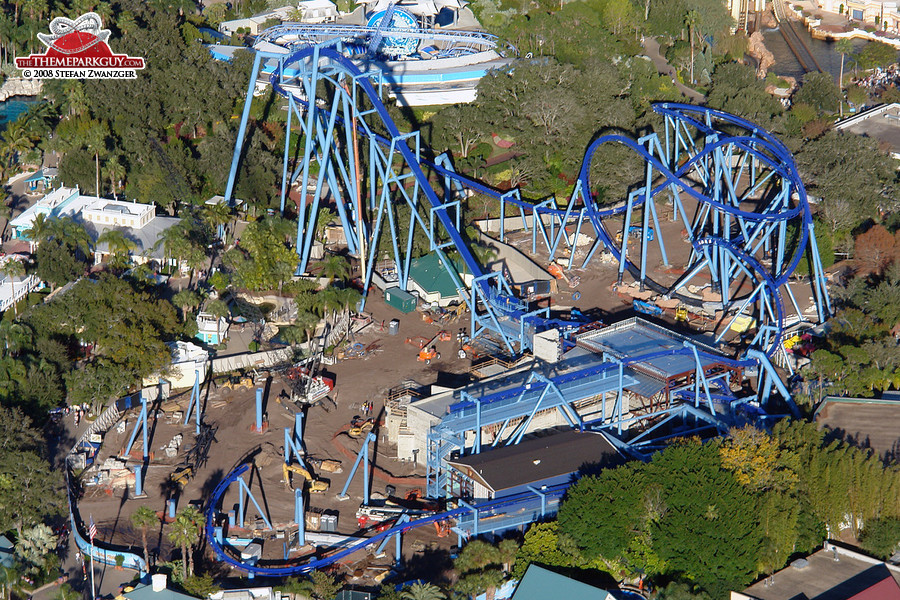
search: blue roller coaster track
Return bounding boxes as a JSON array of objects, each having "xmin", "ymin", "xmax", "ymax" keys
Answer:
[
  {"xmin": 67, "ymin": 41, "xmax": 834, "ymax": 584},
  {"xmin": 224, "ymin": 45, "xmax": 830, "ymax": 361},
  {"xmin": 210, "ymin": 44, "xmax": 831, "ymax": 573}
]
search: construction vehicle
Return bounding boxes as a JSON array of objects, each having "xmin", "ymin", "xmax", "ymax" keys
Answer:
[
  {"xmin": 547, "ymin": 262, "xmax": 581, "ymax": 288},
  {"xmin": 282, "ymin": 463, "xmax": 329, "ymax": 492},
  {"xmin": 417, "ymin": 346, "xmax": 440, "ymax": 364},
  {"xmin": 675, "ymin": 306, "xmax": 688, "ymax": 322},
  {"xmin": 170, "ymin": 465, "xmax": 194, "ymax": 488},
  {"xmin": 222, "ymin": 375, "xmax": 253, "ymax": 391},
  {"xmin": 349, "ymin": 416, "xmax": 375, "ymax": 437}
]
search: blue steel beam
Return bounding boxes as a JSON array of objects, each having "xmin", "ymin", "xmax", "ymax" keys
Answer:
[{"xmin": 255, "ymin": 51, "xmax": 828, "ymax": 352}]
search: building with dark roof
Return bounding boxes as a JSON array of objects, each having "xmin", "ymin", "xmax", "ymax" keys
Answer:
[
  {"xmin": 445, "ymin": 429, "xmax": 623, "ymax": 500},
  {"xmin": 814, "ymin": 396, "xmax": 900, "ymax": 462},
  {"xmin": 735, "ymin": 543, "xmax": 900, "ymax": 600}
]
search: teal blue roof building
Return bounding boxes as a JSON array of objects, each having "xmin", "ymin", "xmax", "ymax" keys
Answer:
[{"xmin": 512, "ymin": 565, "xmax": 612, "ymax": 600}]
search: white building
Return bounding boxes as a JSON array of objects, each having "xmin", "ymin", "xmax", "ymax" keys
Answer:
[
  {"xmin": 296, "ymin": 0, "xmax": 339, "ymax": 22},
  {"xmin": 0, "ymin": 272, "xmax": 41, "ymax": 313},
  {"xmin": 10, "ymin": 187, "xmax": 181, "ymax": 268},
  {"xmin": 143, "ymin": 341, "xmax": 209, "ymax": 389},
  {"xmin": 219, "ymin": 6, "xmax": 295, "ymax": 36},
  {"xmin": 82, "ymin": 199, "xmax": 156, "ymax": 229}
]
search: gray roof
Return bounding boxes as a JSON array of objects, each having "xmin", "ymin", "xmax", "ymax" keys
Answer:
[
  {"xmin": 836, "ymin": 103, "xmax": 900, "ymax": 157},
  {"xmin": 82, "ymin": 216, "xmax": 181, "ymax": 261},
  {"xmin": 123, "ymin": 583, "xmax": 200, "ymax": 600},
  {"xmin": 446, "ymin": 429, "xmax": 622, "ymax": 493},
  {"xmin": 740, "ymin": 545, "xmax": 900, "ymax": 600}
]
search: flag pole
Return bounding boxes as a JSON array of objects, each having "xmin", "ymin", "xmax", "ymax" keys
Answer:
[{"xmin": 90, "ymin": 540, "xmax": 96, "ymax": 600}]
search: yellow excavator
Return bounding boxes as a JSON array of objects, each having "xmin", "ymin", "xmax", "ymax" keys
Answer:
[
  {"xmin": 349, "ymin": 416, "xmax": 375, "ymax": 438},
  {"xmin": 282, "ymin": 462, "xmax": 329, "ymax": 493}
]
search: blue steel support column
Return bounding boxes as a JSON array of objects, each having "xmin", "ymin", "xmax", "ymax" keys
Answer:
[
  {"xmin": 237, "ymin": 477, "xmax": 273, "ymax": 529},
  {"xmin": 459, "ymin": 499, "xmax": 478, "ymax": 537},
  {"xmin": 133, "ymin": 465, "xmax": 143, "ymax": 497},
  {"xmin": 338, "ymin": 432, "xmax": 375, "ymax": 503},
  {"xmin": 295, "ymin": 488, "xmax": 304, "ymax": 545},
  {"xmin": 474, "ymin": 398, "xmax": 481, "ymax": 455},
  {"xmin": 527, "ymin": 486, "xmax": 547, "ymax": 518},
  {"xmin": 616, "ymin": 362, "xmax": 624, "ymax": 435},
  {"xmin": 184, "ymin": 370, "xmax": 201, "ymax": 434},
  {"xmin": 255, "ymin": 388, "xmax": 263, "ymax": 433},
  {"xmin": 224, "ymin": 51, "xmax": 265, "ymax": 206},
  {"xmin": 123, "ymin": 394, "xmax": 148, "ymax": 459},
  {"xmin": 280, "ymin": 94, "xmax": 294, "ymax": 214}
]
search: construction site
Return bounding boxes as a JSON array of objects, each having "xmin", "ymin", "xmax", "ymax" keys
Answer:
[{"xmin": 64, "ymin": 43, "xmax": 831, "ymax": 587}]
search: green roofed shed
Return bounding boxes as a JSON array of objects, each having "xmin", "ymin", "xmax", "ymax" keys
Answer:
[
  {"xmin": 408, "ymin": 252, "xmax": 472, "ymax": 306},
  {"xmin": 512, "ymin": 564, "xmax": 612, "ymax": 600}
]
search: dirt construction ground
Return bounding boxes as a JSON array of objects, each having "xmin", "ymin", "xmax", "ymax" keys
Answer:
[{"xmin": 75, "ymin": 201, "xmax": 822, "ymax": 586}]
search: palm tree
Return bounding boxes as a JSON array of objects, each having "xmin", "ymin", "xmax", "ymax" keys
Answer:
[
  {"xmin": 167, "ymin": 507, "xmax": 202, "ymax": 581},
  {"xmin": 61, "ymin": 81, "xmax": 89, "ymax": 118},
  {"xmin": 320, "ymin": 254, "xmax": 351, "ymax": 284},
  {"xmin": 685, "ymin": 10, "xmax": 700, "ymax": 85},
  {"xmin": 204, "ymin": 4, "xmax": 227, "ymax": 24},
  {"xmin": 0, "ymin": 320, "xmax": 32, "ymax": 357},
  {"xmin": 103, "ymin": 156, "xmax": 126, "ymax": 200},
  {"xmin": 0, "ymin": 564, "xmax": 18, "ymax": 600},
  {"xmin": 204, "ymin": 202, "xmax": 232, "ymax": 243},
  {"xmin": 97, "ymin": 229, "xmax": 137, "ymax": 271},
  {"xmin": 454, "ymin": 540, "xmax": 503, "ymax": 600},
  {"xmin": 81, "ymin": 120, "xmax": 108, "ymax": 198},
  {"xmin": 314, "ymin": 207, "xmax": 336, "ymax": 242},
  {"xmin": 0, "ymin": 260, "xmax": 26, "ymax": 317},
  {"xmin": 401, "ymin": 583, "xmax": 445, "ymax": 600},
  {"xmin": 130, "ymin": 506, "xmax": 158, "ymax": 568},
  {"xmin": 205, "ymin": 298, "xmax": 229, "ymax": 341},
  {"xmin": 93, "ymin": 1, "xmax": 113, "ymax": 23},
  {"xmin": 319, "ymin": 287, "xmax": 345, "ymax": 325},
  {"xmin": 23, "ymin": 0, "xmax": 47, "ymax": 21},
  {"xmin": 497, "ymin": 539, "xmax": 519, "ymax": 574},
  {"xmin": 836, "ymin": 38, "xmax": 855, "ymax": 117},
  {"xmin": 294, "ymin": 311, "xmax": 321, "ymax": 343},
  {"xmin": 55, "ymin": 217, "xmax": 94, "ymax": 260},
  {"xmin": 173, "ymin": 290, "xmax": 201, "ymax": 321},
  {"xmin": 23, "ymin": 213, "xmax": 52, "ymax": 246},
  {"xmin": 1, "ymin": 121, "xmax": 34, "ymax": 177}
]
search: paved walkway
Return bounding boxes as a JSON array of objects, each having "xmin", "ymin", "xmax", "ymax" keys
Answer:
[{"xmin": 640, "ymin": 37, "xmax": 706, "ymax": 104}]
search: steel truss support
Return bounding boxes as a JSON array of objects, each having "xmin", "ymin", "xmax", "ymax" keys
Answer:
[
  {"xmin": 284, "ymin": 412, "xmax": 306, "ymax": 467},
  {"xmin": 183, "ymin": 370, "xmax": 201, "ymax": 435},
  {"xmin": 339, "ymin": 432, "xmax": 376, "ymax": 503},
  {"xmin": 236, "ymin": 475, "xmax": 273, "ymax": 530},
  {"xmin": 375, "ymin": 514, "xmax": 409, "ymax": 565},
  {"xmin": 122, "ymin": 393, "xmax": 149, "ymax": 459}
]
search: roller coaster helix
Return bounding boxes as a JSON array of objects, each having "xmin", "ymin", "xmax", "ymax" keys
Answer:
[{"xmin": 223, "ymin": 45, "xmax": 831, "ymax": 362}]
